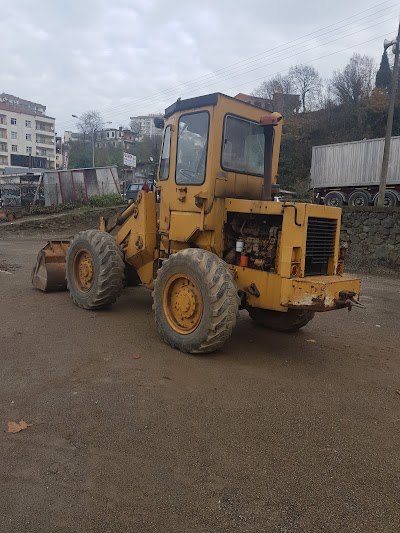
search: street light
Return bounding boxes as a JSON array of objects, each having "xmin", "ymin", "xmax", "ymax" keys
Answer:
[{"xmin": 377, "ymin": 22, "xmax": 400, "ymax": 207}]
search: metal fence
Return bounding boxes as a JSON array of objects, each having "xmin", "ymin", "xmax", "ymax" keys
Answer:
[{"xmin": 0, "ymin": 167, "xmax": 120, "ymax": 212}]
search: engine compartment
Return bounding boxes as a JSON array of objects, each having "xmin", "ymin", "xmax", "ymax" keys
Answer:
[{"xmin": 223, "ymin": 213, "xmax": 283, "ymax": 272}]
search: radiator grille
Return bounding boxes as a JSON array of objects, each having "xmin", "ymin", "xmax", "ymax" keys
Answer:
[{"xmin": 305, "ymin": 217, "xmax": 337, "ymax": 275}]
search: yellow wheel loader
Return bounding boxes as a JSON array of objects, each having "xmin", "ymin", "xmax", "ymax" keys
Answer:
[{"xmin": 32, "ymin": 93, "xmax": 361, "ymax": 354}]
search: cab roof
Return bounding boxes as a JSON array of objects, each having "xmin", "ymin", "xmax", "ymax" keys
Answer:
[{"xmin": 164, "ymin": 92, "xmax": 273, "ymax": 119}]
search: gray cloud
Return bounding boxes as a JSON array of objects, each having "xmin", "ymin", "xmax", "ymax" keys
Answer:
[{"xmin": 2, "ymin": 0, "xmax": 397, "ymax": 132}]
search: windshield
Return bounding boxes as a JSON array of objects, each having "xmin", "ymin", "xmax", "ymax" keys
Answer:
[{"xmin": 222, "ymin": 115, "xmax": 265, "ymax": 176}]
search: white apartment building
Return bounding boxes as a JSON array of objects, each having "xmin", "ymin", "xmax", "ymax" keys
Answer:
[
  {"xmin": 0, "ymin": 93, "xmax": 56, "ymax": 174},
  {"xmin": 130, "ymin": 114, "xmax": 163, "ymax": 140}
]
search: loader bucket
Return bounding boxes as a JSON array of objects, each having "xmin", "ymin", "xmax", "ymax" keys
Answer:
[{"xmin": 31, "ymin": 241, "xmax": 70, "ymax": 292}]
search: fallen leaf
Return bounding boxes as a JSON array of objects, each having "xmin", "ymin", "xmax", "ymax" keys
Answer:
[
  {"xmin": 375, "ymin": 325, "xmax": 381, "ymax": 328},
  {"xmin": 133, "ymin": 355, "xmax": 141, "ymax": 360},
  {"xmin": 396, "ymin": 390, "xmax": 400, "ymax": 396},
  {"xmin": 306, "ymin": 339, "xmax": 316, "ymax": 343},
  {"xmin": 6, "ymin": 420, "xmax": 32, "ymax": 433}
]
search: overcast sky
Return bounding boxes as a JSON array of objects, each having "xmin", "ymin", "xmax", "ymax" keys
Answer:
[{"xmin": 2, "ymin": 0, "xmax": 398, "ymax": 133}]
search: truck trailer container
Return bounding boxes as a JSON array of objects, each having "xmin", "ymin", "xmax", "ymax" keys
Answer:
[{"xmin": 310, "ymin": 136, "xmax": 400, "ymax": 207}]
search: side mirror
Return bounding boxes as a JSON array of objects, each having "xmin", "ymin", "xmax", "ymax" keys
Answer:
[{"xmin": 154, "ymin": 117, "xmax": 165, "ymax": 129}]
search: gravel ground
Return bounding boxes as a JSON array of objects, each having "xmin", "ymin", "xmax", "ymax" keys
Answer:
[{"xmin": 1, "ymin": 237, "xmax": 399, "ymax": 532}]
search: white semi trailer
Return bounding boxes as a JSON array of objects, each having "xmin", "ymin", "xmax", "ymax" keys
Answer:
[{"xmin": 310, "ymin": 136, "xmax": 400, "ymax": 207}]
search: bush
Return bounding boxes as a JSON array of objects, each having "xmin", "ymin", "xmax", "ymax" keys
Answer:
[{"xmin": 88, "ymin": 193, "xmax": 122, "ymax": 208}]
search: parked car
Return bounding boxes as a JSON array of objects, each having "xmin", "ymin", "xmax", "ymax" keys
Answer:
[{"xmin": 125, "ymin": 181, "xmax": 154, "ymax": 201}]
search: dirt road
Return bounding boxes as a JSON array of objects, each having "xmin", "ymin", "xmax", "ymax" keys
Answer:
[{"xmin": 1, "ymin": 237, "xmax": 399, "ymax": 532}]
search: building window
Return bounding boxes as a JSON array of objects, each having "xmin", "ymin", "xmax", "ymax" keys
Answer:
[
  {"xmin": 26, "ymin": 146, "xmax": 32, "ymax": 154},
  {"xmin": 12, "ymin": 145, "xmax": 18, "ymax": 152},
  {"xmin": 11, "ymin": 132, "xmax": 17, "ymax": 139},
  {"xmin": 26, "ymin": 133, "xmax": 31, "ymax": 141},
  {"xmin": 11, "ymin": 118, "xmax": 17, "ymax": 125},
  {"xmin": 25, "ymin": 120, "xmax": 31, "ymax": 128}
]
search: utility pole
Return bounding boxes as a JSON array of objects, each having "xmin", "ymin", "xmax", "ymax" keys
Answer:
[
  {"xmin": 377, "ymin": 21, "xmax": 400, "ymax": 207},
  {"xmin": 92, "ymin": 127, "xmax": 95, "ymax": 168}
]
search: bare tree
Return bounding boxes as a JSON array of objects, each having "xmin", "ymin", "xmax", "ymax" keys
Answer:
[
  {"xmin": 76, "ymin": 110, "xmax": 104, "ymax": 138},
  {"xmin": 331, "ymin": 54, "xmax": 376, "ymax": 107},
  {"xmin": 252, "ymin": 73, "xmax": 293, "ymax": 100},
  {"xmin": 288, "ymin": 64, "xmax": 322, "ymax": 113},
  {"xmin": 130, "ymin": 119, "xmax": 141, "ymax": 135}
]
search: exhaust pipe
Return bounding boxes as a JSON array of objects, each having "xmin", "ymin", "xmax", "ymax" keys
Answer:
[{"xmin": 259, "ymin": 114, "xmax": 281, "ymax": 201}]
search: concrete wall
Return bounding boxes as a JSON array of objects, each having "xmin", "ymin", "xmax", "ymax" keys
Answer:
[{"xmin": 340, "ymin": 207, "xmax": 400, "ymax": 272}]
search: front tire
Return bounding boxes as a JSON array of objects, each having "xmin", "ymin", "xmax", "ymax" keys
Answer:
[
  {"xmin": 248, "ymin": 307, "xmax": 314, "ymax": 332},
  {"xmin": 153, "ymin": 249, "xmax": 239, "ymax": 354},
  {"xmin": 66, "ymin": 230, "xmax": 125, "ymax": 309}
]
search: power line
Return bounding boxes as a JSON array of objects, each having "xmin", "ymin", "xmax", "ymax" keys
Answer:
[
  {"xmin": 57, "ymin": 2, "xmax": 396, "ymax": 130},
  {"xmin": 59, "ymin": 0, "xmax": 396, "ymax": 128}
]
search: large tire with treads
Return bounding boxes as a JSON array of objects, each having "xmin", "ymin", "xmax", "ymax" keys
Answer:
[
  {"xmin": 153, "ymin": 249, "xmax": 239, "ymax": 354},
  {"xmin": 248, "ymin": 307, "xmax": 314, "ymax": 332},
  {"xmin": 66, "ymin": 230, "xmax": 125, "ymax": 309}
]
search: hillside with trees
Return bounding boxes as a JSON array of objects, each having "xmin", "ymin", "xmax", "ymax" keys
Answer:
[{"xmin": 252, "ymin": 53, "xmax": 400, "ymax": 193}]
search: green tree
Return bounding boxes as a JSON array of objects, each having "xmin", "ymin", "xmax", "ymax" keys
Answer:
[{"xmin": 375, "ymin": 51, "xmax": 392, "ymax": 92}]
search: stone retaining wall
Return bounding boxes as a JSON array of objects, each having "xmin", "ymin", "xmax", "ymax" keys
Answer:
[{"xmin": 340, "ymin": 207, "xmax": 400, "ymax": 272}]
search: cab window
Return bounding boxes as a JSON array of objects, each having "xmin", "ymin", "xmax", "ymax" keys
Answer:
[
  {"xmin": 176, "ymin": 111, "xmax": 209, "ymax": 185},
  {"xmin": 159, "ymin": 126, "xmax": 171, "ymax": 180},
  {"xmin": 222, "ymin": 115, "xmax": 265, "ymax": 176}
]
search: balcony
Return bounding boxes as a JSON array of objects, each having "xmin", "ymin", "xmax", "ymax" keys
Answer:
[
  {"xmin": 36, "ymin": 136, "xmax": 55, "ymax": 146},
  {"xmin": 36, "ymin": 122, "xmax": 54, "ymax": 133},
  {"xmin": 0, "ymin": 144, "xmax": 8, "ymax": 153}
]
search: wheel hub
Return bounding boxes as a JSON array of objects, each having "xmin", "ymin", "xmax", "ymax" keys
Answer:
[
  {"xmin": 74, "ymin": 250, "xmax": 94, "ymax": 291},
  {"xmin": 163, "ymin": 274, "xmax": 203, "ymax": 334},
  {"xmin": 174, "ymin": 286, "xmax": 197, "ymax": 318}
]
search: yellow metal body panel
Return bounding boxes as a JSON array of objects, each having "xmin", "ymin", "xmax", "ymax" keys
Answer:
[
  {"xmin": 232, "ymin": 267, "xmax": 361, "ymax": 312},
  {"xmin": 281, "ymin": 275, "xmax": 361, "ymax": 310},
  {"xmin": 168, "ymin": 211, "xmax": 202, "ymax": 242},
  {"xmin": 231, "ymin": 267, "xmax": 286, "ymax": 311},
  {"xmin": 115, "ymin": 191, "xmax": 157, "ymax": 288}
]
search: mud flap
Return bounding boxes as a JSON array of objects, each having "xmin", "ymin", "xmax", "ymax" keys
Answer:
[{"xmin": 31, "ymin": 241, "xmax": 70, "ymax": 292}]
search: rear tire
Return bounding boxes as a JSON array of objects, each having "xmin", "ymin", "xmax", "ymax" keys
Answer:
[
  {"xmin": 66, "ymin": 230, "xmax": 125, "ymax": 309},
  {"xmin": 373, "ymin": 190, "xmax": 399, "ymax": 207},
  {"xmin": 323, "ymin": 191, "xmax": 345, "ymax": 207},
  {"xmin": 348, "ymin": 190, "xmax": 371, "ymax": 207},
  {"xmin": 153, "ymin": 249, "xmax": 239, "ymax": 354},
  {"xmin": 248, "ymin": 307, "xmax": 314, "ymax": 332}
]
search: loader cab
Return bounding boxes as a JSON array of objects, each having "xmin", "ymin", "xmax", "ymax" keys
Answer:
[{"xmin": 156, "ymin": 93, "xmax": 283, "ymax": 234}]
